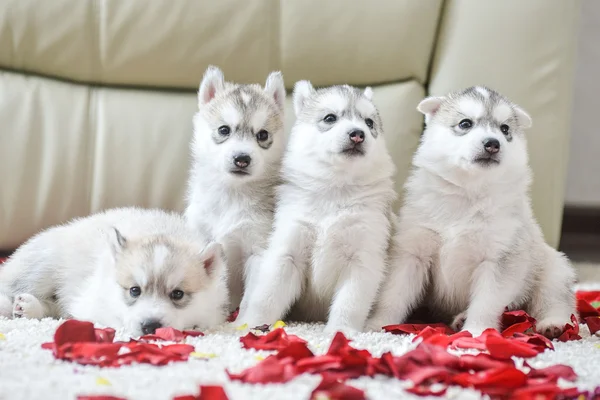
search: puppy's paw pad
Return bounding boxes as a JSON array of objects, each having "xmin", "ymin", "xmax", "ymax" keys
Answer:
[
  {"xmin": 12, "ymin": 294, "xmax": 43, "ymax": 319},
  {"xmin": 537, "ymin": 318, "xmax": 568, "ymax": 339},
  {"xmin": 451, "ymin": 312, "xmax": 467, "ymax": 332}
]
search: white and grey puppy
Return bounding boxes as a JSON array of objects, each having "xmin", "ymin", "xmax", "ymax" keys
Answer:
[
  {"xmin": 367, "ymin": 86, "xmax": 576, "ymax": 338},
  {"xmin": 185, "ymin": 66, "xmax": 286, "ymax": 313},
  {"xmin": 238, "ymin": 82, "xmax": 397, "ymax": 332},
  {"xmin": 0, "ymin": 207, "xmax": 229, "ymax": 336}
]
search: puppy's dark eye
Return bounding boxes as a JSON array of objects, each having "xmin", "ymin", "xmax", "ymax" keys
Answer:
[
  {"xmin": 129, "ymin": 286, "xmax": 141, "ymax": 298},
  {"xmin": 365, "ymin": 118, "xmax": 374, "ymax": 129},
  {"xmin": 500, "ymin": 124, "xmax": 510, "ymax": 134},
  {"xmin": 218, "ymin": 125, "xmax": 230, "ymax": 136},
  {"xmin": 170, "ymin": 290, "xmax": 184, "ymax": 301},
  {"xmin": 256, "ymin": 130, "xmax": 269, "ymax": 142},
  {"xmin": 458, "ymin": 119, "xmax": 473, "ymax": 130},
  {"xmin": 323, "ymin": 114, "xmax": 337, "ymax": 124}
]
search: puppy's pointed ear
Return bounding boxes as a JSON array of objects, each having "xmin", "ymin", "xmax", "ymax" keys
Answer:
[
  {"xmin": 109, "ymin": 227, "xmax": 127, "ymax": 256},
  {"xmin": 264, "ymin": 71, "xmax": 286, "ymax": 112},
  {"xmin": 199, "ymin": 242, "xmax": 224, "ymax": 278},
  {"xmin": 363, "ymin": 86, "xmax": 374, "ymax": 100},
  {"xmin": 293, "ymin": 80, "xmax": 315, "ymax": 116},
  {"xmin": 514, "ymin": 106, "xmax": 532, "ymax": 129},
  {"xmin": 198, "ymin": 65, "xmax": 225, "ymax": 108},
  {"xmin": 417, "ymin": 96, "xmax": 444, "ymax": 124}
]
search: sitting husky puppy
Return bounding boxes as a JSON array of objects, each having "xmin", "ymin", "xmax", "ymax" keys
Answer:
[
  {"xmin": 238, "ymin": 82, "xmax": 397, "ymax": 332},
  {"xmin": 367, "ymin": 87, "xmax": 576, "ymax": 338},
  {"xmin": 0, "ymin": 207, "xmax": 228, "ymax": 336},
  {"xmin": 185, "ymin": 66, "xmax": 286, "ymax": 312}
]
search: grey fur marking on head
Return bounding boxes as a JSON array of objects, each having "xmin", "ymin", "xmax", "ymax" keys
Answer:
[
  {"xmin": 294, "ymin": 84, "xmax": 382, "ymax": 139},
  {"xmin": 419, "ymin": 86, "xmax": 532, "ymax": 142}
]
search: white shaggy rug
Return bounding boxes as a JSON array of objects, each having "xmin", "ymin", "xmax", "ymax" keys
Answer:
[{"xmin": 2, "ymin": 298, "xmax": 600, "ymax": 400}]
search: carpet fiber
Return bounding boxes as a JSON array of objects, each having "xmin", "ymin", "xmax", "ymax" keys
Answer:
[{"xmin": 2, "ymin": 287, "xmax": 600, "ymax": 400}]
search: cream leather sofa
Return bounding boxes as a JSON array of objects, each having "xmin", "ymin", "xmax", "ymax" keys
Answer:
[{"xmin": 0, "ymin": 0, "xmax": 580, "ymax": 251}]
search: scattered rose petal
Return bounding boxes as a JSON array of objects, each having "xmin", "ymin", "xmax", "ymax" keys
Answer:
[
  {"xmin": 585, "ymin": 316, "xmax": 600, "ymax": 335},
  {"xmin": 384, "ymin": 323, "xmax": 455, "ymax": 335},
  {"xmin": 501, "ymin": 310, "xmax": 536, "ymax": 337},
  {"xmin": 240, "ymin": 328, "xmax": 307, "ymax": 351},
  {"xmin": 236, "ymin": 324, "xmax": 249, "ymax": 331},
  {"xmin": 174, "ymin": 385, "xmax": 230, "ymax": 400},
  {"xmin": 190, "ymin": 352, "xmax": 217, "ymax": 359},
  {"xmin": 485, "ymin": 331, "xmax": 540, "ymax": 359},
  {"xmin": 310, "ymin": 374, "xmax": 365, "ymax": 400},
  {"xmin": 452, "ymin": 366, "xmax": 528, "ymax": 396},
  {"xmin": 558, "ymin": 314, "xmax": 581, "ymax": 342},
  {"xmin": 526, "ymin": 364, "xmax": 577, "ymax": 384},
  {"xmin": 183, "ymin": 330, "xmax": 205, "ymax": 338},
  {"xmin": 42, "ymin": 320, "xmax": 194, "ymax": 367}
]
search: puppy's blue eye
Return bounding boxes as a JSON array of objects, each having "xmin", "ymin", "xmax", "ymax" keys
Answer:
[
  {"xmin": 500, "ymin": 124, "xmax": 510, "ymax": 134},
  {"xmin": 323, "ymin": 114, "xmax": 337, "ymax": 124},
  {"xmin": 218, "ymin": 125, "xmax": 230, "ymax": 136},
  {"xmin": 129, "ymin": 286, "xmax": 141, "ymax": 298},
  {"xmin": 170, "ymin": 290, "xmax": 184, "ymax": 301},
  {"xmin": 458, "ymin": 119, "xmax": 473, "ymax": 130}
]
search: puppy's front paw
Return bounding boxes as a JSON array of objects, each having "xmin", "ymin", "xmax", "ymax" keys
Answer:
[
  {"xmin": 450, "ymin": 312, "xmax": 467, "ymax": 332},
  {"xmin": 462, "ymin": 322, "xmax": 489, "ymax": 338},
  {"xmin": 324, "ymin": 322, "xmax": 358, "ymax": 335},
  {"xmin": 364, "ymin": 317, "xmax": 388, "ymax": 332},
  {"xmin": 13, "ymin": 293, "xmax": 44, "ymax": 319},
  {"xmin": 537, "ymin": 317, "xmax": 570, "ymax": 339}
]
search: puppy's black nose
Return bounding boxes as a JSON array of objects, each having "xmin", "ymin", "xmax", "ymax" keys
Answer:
[
  {"xmin": 483, "ymin": 138, "xmax": 500, "ymax": 154},
  {"xmin": 349, "ymin": 129, "xmax": 365, "ymax": 144},
  {"xmin": 233, "ymin": 154, "xmax": 251, "ymax": 169},
  {"xmin": 141, "ymin": 320, "xmax": 163, "ymax": 335}
]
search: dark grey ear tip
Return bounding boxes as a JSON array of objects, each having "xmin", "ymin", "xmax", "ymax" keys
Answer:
[{"xmin": 113, "ymin": 227, "xmax": 127, "ymax": 248}]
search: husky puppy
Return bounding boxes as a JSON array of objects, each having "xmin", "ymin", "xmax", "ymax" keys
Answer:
[
  {"xmin": 185, "ymin": 66, "xmax": 286, "ymax": 312},
  {"xmin": 0, "ymin": 207, "xmax": 229, "ymax": 336},
  {"xmin": 238, "ymin": 82, "xmax": 397, "ymax": 332},
  {"xmin": 367, "ymin": 86, "xmax": 576, "ymax": 338}
]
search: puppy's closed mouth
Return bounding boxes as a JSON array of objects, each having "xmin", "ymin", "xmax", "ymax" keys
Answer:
[
  {"xmin": 473, "ymin": 156, "xmax": 500, "ymax": 167},
  {"xmin": 341, "ymin": 145, "xmax": 365, "ymax": 156},
  {"xmin": 229, "ymin": 169, "xmax": 250, "ymax": 176}
]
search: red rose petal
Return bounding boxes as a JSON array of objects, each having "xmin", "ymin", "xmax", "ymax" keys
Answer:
[
  {"xmin": 511, "ymin": 383, "xmax": 563, "ymax": 400},
  {"xmin": 527, "ymin": 364, "xmax": 577, "ymax": 383},
  {"xmin": 405, "ymin": 385, "xmax": 447, "ymax": 397},
  {"xmin": 240, "ymin": 328, "xmax": 307, "ymax": 351},
  {"xmin": 558, "ymin": 314, "xmax": 581, "ymax": 342},
  {"xmin": 577, "ymin": 298, "xmax": 600, "ymax": 319},
  {"xmin": 54, "ymin": 320, "xmax": 97, "ymax": 346},
  {"xmin": 227, "ymin": 355, "xmax": 298, "ymax": 384},
  {"xmin": 486, "ymin": 332, "xmax": 539, "ymax": 359},
  {"xmin": 174, "ymin": 385, "xmax": 230, "ymax": 400},
  {"xmin": 310, "ymin": 374, "xmax": 365, "ymax": 400},
  {"xmin": 383, "ymin": 323, "xmax": 455, "ymax": 335},
  {"xmin": 585, "ymin": 316, "xmax": 600, "ymax": 335},
  {"xmin": 501, "ymin": 310, "xmax": 536, "ymax": 337},
  {"xmin": 452, "ymin": 366, "xmax": 528, "ymax": 396},
  {"xmin": 458, "ymin": 354, "xmax": 514, "ymax": 372},
  {"xmin": 139, "ymin": 327, "xmax": 185, "ymax": 342}
]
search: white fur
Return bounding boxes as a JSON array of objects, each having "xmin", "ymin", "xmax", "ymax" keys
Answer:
[
  {"xmin": 367, "ymin": 88, "xmax": 576, "ymax": 338},
  {"xmin": 185, "ymin": 66, "xmax": 286, "ymax": 312},
  {"xmin": 239, "ymin": 83, "xmax": 397, "ymax": 332},
  {"xmin": 0, "ymin": 207, "xmax": 229, "ymax": 337}
]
